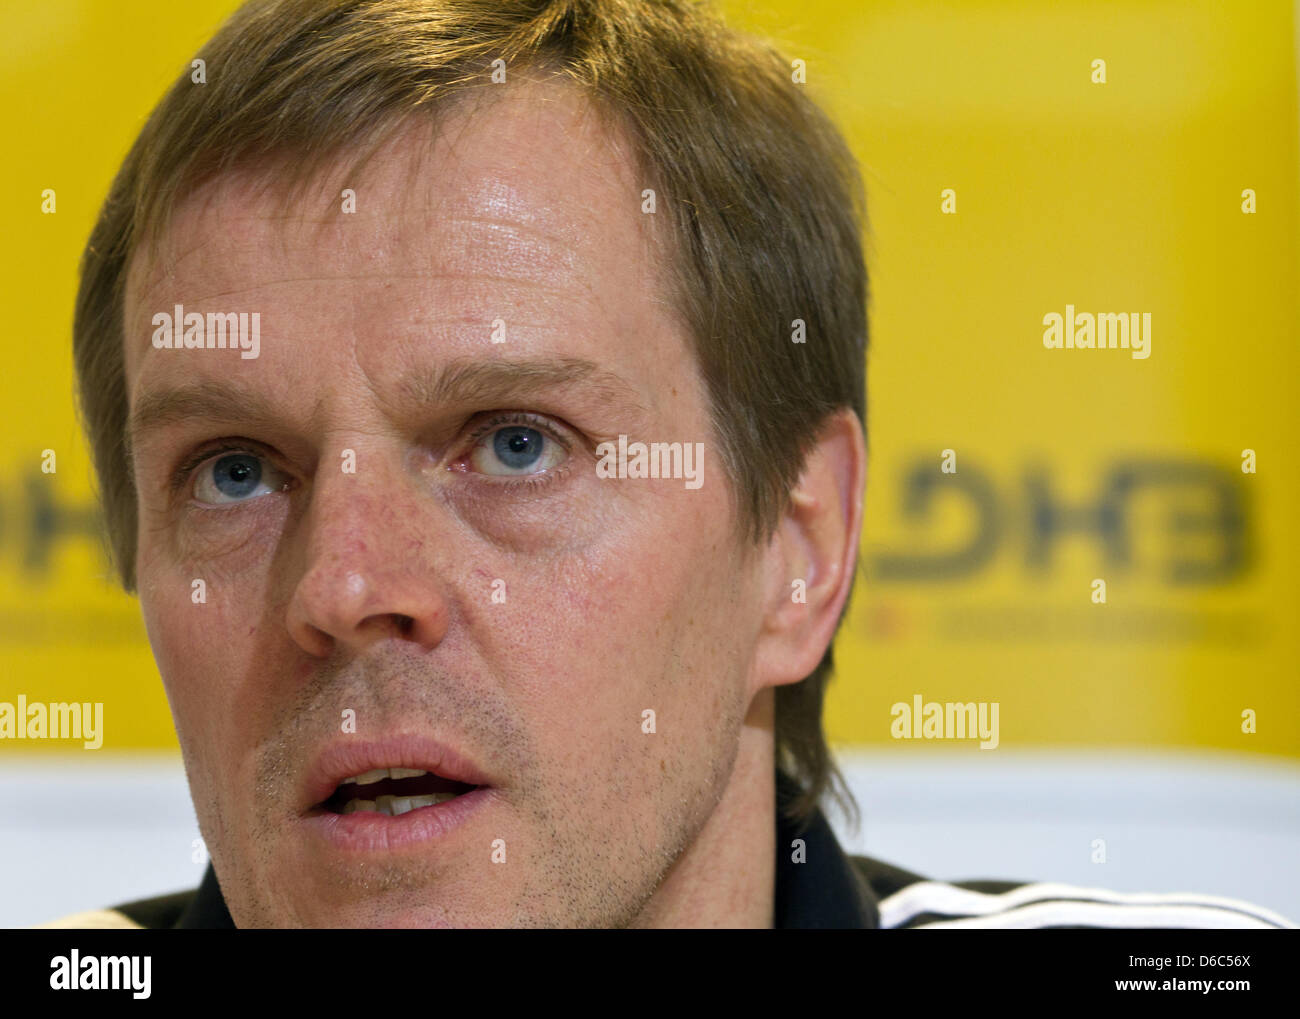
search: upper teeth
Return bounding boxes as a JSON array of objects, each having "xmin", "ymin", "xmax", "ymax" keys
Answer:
[{"xmin": 339, "ymin": 767, "xmax": 428, "ymax": 786}]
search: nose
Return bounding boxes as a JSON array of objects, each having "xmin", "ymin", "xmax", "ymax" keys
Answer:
[{"xmin": 286, "ymin": 462, "xmax": 450, "ymax": 658}]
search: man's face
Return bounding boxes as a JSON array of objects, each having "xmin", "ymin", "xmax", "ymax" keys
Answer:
[{"xmin": 122, "ymin": 81, "xmax": 772, "ymax": 927}]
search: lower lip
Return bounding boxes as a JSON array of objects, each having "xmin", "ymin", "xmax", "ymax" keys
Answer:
[{"xmin": 305, "ymin": 787, "xmax": 496, "ymax": 853}]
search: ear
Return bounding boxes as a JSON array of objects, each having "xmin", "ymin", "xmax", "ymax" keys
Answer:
[{"xmin": 750, "ymin": 408, "xmax": 866, "ymax": 694}]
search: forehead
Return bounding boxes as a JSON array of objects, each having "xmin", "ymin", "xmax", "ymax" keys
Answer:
[{"xmin": 122, "ymin": 78, "xmax": 677, "ymax": 395}]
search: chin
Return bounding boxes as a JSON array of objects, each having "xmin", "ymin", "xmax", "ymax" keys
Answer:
[
  {"xmin": 327, "ymin": 908, "xmax": 470, "ymax": 930},
  {"xmin": 265, "ymin": 880, "xmax": 509, "ymax": 929}
]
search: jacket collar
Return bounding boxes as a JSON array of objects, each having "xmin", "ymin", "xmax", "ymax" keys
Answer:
[
  {"xmin": 176, "ymin": 863, "xmax": 234, "ymax": 929},
  {"xmin": 773, "ymin": 769, "xmax": 878, "ymax": 928},
  {"xmin": 178, "ymin": 770, "xmax": 878, "ymax": 928}
]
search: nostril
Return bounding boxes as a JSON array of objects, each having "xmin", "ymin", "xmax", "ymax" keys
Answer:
[{"xmin": 394, "ymin": 614, "xmax": 414, "ymax": 635}]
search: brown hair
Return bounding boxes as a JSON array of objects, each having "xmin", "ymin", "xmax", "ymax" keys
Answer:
[{"xmin": 73, "ymin": 0, "xmax": 868, "ymax": 829}]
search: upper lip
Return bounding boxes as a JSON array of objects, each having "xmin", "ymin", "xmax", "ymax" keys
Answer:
[{"xmin": 302, "ymin": 733, "xmax": 496, "ymax": 811}]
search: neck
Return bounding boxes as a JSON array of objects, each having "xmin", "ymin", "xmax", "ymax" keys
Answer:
[{"xmin": 631, "ymin": 686, "xmax": 776, "ymax": 928}]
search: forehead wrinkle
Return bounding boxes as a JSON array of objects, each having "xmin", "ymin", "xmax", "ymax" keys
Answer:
[
  {"xmin": 139, "ymin": 216, "xmax": 594, "ymax": 309},
  {"xmin": 132, "ymin": 175, "xmax": 328, "ymax": 290},
  {"xmin": 441, "ymin": 213, "xmax": 576, "ymax": 262}
]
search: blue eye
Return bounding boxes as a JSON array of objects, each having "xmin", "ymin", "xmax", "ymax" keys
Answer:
[
  {"xmin": 493, "ymin": 427, "xmax": 544, "ymax": 470},
  {"xmin": 213, "ymin": 454, "xmax": 261, "ymax": 496},
  {"xmin": 469, "ymin": 423, "xmax": 566, "ymax": 477},
  {"xmin": 193, "ymin": 452, "xmax": 287, "ymax": 505}
]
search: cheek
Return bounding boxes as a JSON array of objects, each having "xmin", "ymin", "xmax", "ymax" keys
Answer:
[
  {"xmin": 137, "ymin": 545, "xmax": 260, "ymax": 756},
  {"xmin": 493, "ymin": 490, "xmax": 751, "ymax": 752}
]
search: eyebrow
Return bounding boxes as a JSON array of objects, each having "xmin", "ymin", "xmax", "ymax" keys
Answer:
[
  {"xmin": 127, "ymin": 379, "xmax": 282, "ymax": 459},
  {"xmin": 127, "ymin": 356, "xmax": 646, "ymax": 455},
  {"xmin": 396, "ymin": 356, "xmax": 646, "ymax": 415}
]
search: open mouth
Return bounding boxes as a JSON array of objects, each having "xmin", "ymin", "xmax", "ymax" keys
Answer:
[{"xmin": 318, "ymin": 767, "xmax": 481, "ymax": 817}]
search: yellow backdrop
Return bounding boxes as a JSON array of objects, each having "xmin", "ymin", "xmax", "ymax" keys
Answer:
[{"xmin": 1, "ymin": 0, "xmax": 1296, "ymax": 757}]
